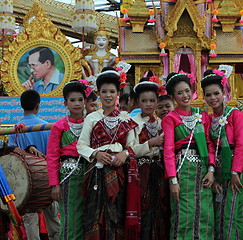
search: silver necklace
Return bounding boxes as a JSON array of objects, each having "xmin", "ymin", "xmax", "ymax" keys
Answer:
[
  {"xmin": 179, "ymin": 115, "xmax": 197, "ymax": 130},
  {"xmin": 66, "ymin": 117, "xmax": 83, "ymax": 137},
  {"xmin": 144, "ymin": 121, "xmax": 158, "ymax": 137},
  {"xmin": 104, "ymin": 116, "xmax": 119, "ymax": 130},
  {"xmin": 211, "ymin": 115, "xmax": 221, "ymax": 131}
]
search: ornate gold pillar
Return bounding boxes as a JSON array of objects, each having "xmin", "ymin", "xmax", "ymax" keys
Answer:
[{"xmin": 169, "ymin": 49, "xmax": 176, "ymax": 72}]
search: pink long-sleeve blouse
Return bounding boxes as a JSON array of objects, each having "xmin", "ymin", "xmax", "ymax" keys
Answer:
[
  {"xmin": 46, "ymin": 116, "xmax": 83, "ymax": 186},
  {"xmin": 210, "ymin": 109, "xmax": 243, "ymax": 173},
  {"xmin": 162, "ymin": 107, "xmax": 215, "ymax": 178}
]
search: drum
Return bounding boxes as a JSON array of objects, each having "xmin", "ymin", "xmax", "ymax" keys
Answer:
[{"xmin": 0, "ymin": 153, "xmax": 52, "ymax": 213}]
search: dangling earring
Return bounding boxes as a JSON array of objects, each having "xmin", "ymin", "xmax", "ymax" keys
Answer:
[
  {"xmin": 223, "ymin": 96, "xmax": 226, "ymax": 110},
  {"xmin": 205, "ymin": 102, "xmax": 209, "ymax": 112},
  {"xmin": 204, "ymin": 97, "xmax": 209, "ymax": 112}
]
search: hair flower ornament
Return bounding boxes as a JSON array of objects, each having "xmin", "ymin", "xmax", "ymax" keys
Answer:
[
  {"xmin": 78, "ymin": 79, "xmax": 93, "ymax": 97},
  {"xmin": 194, "ymin": 113, "xmax": 202, "ymax": 122},
  {"xmin": 116, "ymin": 67, "xmax": 123, "ymax": 71},
  {"xmin": 212, "ymin": 69, "xmax": 228, "ymax": 87},
  {"xmin": 179, "ymin": 70, "xmax": 196, "ymax": 85},
  {"xmin": 219, "ymin": 117, "xmax": 228, "ymax": 126},
  {"xmin": 149, "ymin": 76, "xmax": 160, "ymax": 84},
  {"xmin": 119, "ymin": 111, "xmax": 130, "ymax": 123},
  {"xmin": 119, "ymin": 72, "xmax": 128, "ymax": 88},
  {"xmin": 158, "ymin": 86, "xmax": 167, "ymax": 96}
]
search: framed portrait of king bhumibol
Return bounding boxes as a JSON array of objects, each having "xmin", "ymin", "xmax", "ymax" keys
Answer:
[
  {"xmin": 0, "ymin": 2, "xmax": 86, "ymax": 96},
  {"xmin": 17, "ymin": 46, "xmax": 65, "ymax": 95}
]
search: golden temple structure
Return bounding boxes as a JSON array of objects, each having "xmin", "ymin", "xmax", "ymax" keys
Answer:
[{"xmin": 119, "ymin": 0, "xmax": 243, "ymax": 108}]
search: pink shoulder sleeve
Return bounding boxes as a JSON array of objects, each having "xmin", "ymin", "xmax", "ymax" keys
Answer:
[
  {"xmin": 231, "ymin": 110, "xmax": 243, "ymax": 173},
  {"xmin": 162, "ymin": 115, "xmax": 177, "ymax": 178},
  {"xmin": 46, "ymin": 120, "xmax": 63, "ymax": 186}
]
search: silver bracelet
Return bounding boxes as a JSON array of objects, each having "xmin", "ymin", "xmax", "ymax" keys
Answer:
[
  {"xmin": 231, "ymin": 171, "xmax": 239, "ymax": 175},
  {"xmin": 208, "ymin": 166, "xmax": 215, "ymax": 172},
  {"xmin": 124, "ymin": 150, "xmax": 129, "ymax": 158},
  {"xmin": 169, "ymin": 177, "xmax": 178, "ymax": 185}
]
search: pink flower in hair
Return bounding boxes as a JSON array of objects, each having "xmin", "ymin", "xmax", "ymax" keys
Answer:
[
  {"xmin": 212, "ymin": 69, "xmax": 228, "ymax": 87},
  {"xmin": 221, "ymin": 76, "xmax": 228, "ymax": 87},
  {"xmin": 187, "ymin": 74, "xmax": 196, "ymax": 85},
  {"xmin": 212, "ymin": 69, "xmax": 224, "ymax": 77},
  {"xmin": 78, "ymin": 79, "xmax": 93, "ymax": 97},
  {"xmin": 78, "ymin": 79, "xmax": 89, "ymax": 85},
  {"xmin": 179, "ymin": 71, "xmax": 195, "ymax": 84},
  {"xmin": 116, "ymin": 67, "xmax": 123, "ymax": 71},
  {"xmin": 149, "ymin": 76, "xmax": 160, "ymax": 84}
]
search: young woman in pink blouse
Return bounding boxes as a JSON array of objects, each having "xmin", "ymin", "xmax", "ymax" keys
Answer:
[
  {"xmin": 162, "ymin": 72, "xmax": 215, "ymax": 239},
  {"xmin": 46, "ymin": 80, "xmax": 89, "ymax": 239},
  {"xmin": 201, "ymin": 69, "xmax": 243, "ymax": 240}
]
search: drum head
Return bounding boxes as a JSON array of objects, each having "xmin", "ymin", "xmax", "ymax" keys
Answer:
[{"xmin": 0, "ymin": 154, "xmax": 30, "ymax": 212}]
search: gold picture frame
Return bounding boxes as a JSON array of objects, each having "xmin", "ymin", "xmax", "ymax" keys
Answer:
[{"xmin": 1, "ymin": 1, "xmax": 84, "ymax": 96}]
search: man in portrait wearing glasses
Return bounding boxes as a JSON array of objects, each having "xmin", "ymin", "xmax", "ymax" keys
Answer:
[{"xmin": 22, "ymin": 47, "xmax": 64, "ymax": 94}]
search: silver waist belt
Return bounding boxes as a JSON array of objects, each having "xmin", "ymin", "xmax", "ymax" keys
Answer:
[
  {"xmin": 138, "ymin": 157, "xmax": 161, "ymax": 167},
  {"xmin": 176, "ymin": 149, "xmax": 201, "ymax": 163},
  {"xmin": 60, "ymin": 158, "xmax": 83, "ymax": 175}
]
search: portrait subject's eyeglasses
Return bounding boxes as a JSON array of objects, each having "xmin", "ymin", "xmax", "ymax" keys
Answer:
[{"xmin": 27, "ymin": 63, "xmax": 43, "ymax": 70}]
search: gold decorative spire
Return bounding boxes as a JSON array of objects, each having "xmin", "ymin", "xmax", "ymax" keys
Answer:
[
  {"xmin": 94, "ymin": 20, "xmax": 110, "ymax": 39},
  {"xmin": 23, "ymin": 0, "xmax": 48, "ymax": 28}
]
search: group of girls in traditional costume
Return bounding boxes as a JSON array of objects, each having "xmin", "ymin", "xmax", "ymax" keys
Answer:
[
  {"xmin": 46, "ymin": 66, "xmax": 242, "ymax": 240},
  {"xmin": 201, "ymin": 70, "xmax": 243, "ymax": 239}
]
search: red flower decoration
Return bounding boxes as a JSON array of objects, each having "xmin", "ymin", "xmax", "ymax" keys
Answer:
[
  {"xmin": 158, "ymin": 86, "xmax": 167, "ymax": 96},
  {"xmin": 120, "ymin": 82, "xmax": 128, "ymax": 88},
  {"xmin": 149, "ymin": 76, "xmax": 160, "ymax": 84},
  {"xmin": 119, "ymin": 72, "xmax": 127, "ymax": 82}
]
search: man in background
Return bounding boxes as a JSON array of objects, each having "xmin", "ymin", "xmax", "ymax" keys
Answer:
[{"xmin": 8, "ymin": 90, "xmax": 60, "ymax": 240}]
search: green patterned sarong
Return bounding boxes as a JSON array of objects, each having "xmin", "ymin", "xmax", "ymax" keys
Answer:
[
  {"xmin": 59, "ymin": 162, "xmax": 85, "ymax": 240},
  {"xmin": 170, "ymin": 152, "xmax": 214, "ymax": 240},
  {"xmin": 171, "ymin": 107, "xmax": 214, "ymax": 239},
  {"xmin": 209, "ymin": 106, "xmax": 239, "ymax": 239},
  {"xmin": 222, "ymin": 175, "xmax": 243, "ymax": 240}
]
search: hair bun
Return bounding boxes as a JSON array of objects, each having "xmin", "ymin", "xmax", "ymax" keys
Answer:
[
  {"xmin": 166, "ymin": 72, "xmax": 177, "ymax": 83},
  {"xmin": 203, "ymin": 70, "xmax": 213, "ymax": 77}
]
